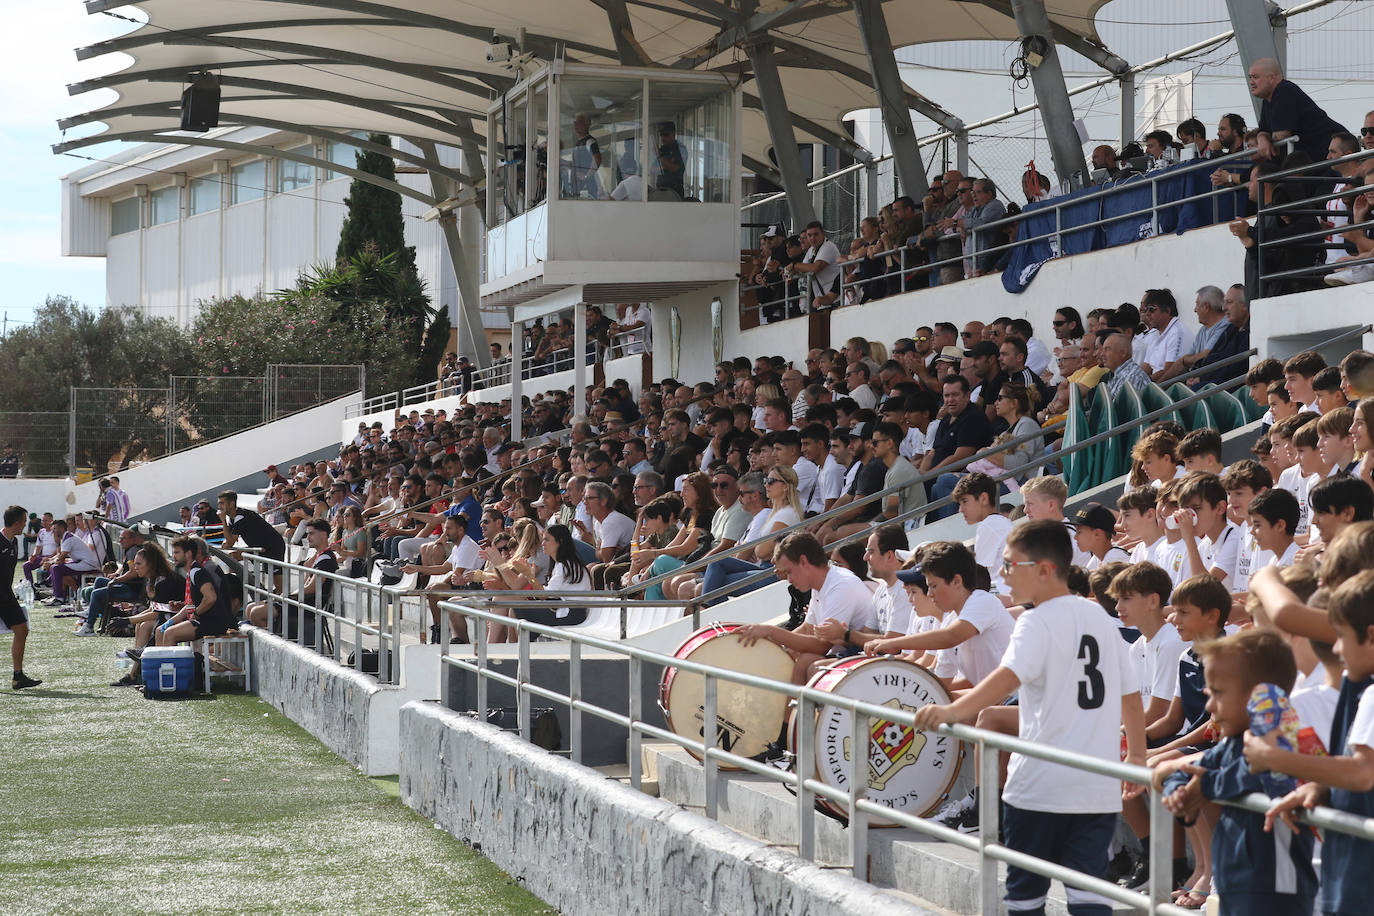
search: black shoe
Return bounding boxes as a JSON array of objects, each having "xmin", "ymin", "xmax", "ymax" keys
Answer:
[
  {"xmin": 125, "ymin": 647, "xmax": 144, "ymax": 661},
  {"xmin": 1118, "ymin": 854, "xmax": 1151, "ymax": 890},
  {"xmin": 749, "ymin": 741, "xmax": 789, "ymax": 765},
  {"xmin": 110, "ymin": 674, "xmax": 139, "ymax": 687},
  {"xmin": 429, "ymin": 624, "xmax": 440, "ymax": 645},
  {"xmin": 12, "ymin": 671, "xmax": 42, "ymax": 690}
]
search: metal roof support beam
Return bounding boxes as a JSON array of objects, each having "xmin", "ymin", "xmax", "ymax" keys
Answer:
[
  {"xmin": 599, "ymin": 0, "xmax": 653, "ymax": 66},
  {"xmin": 1225, "ymin": 0, "xmax": 1286, "ymax": 122},
  {"xmin": 744, "ymin": 37, "xmax": 815, "ymax": 229},
  {"xmin": 1008, "ymin": 0, "xmax": 1088, "ymax": 187},
  {"xmin": 971, "ymin": 0, "xmax": 1129, "ymax": 74},
  {"xmin": 742, "ymin": 154, "xmax": 784, "ymax": 188},
  {"xmin": 766, "ymin": 36, "xmax": 963, "ymax": 133},
  {"xmin": 741, "ymin": 95, "xmax": 868, "ymax": 164},
  {"xmin": 417, "ymin": 139, "xmax": 487, "ymax": 368},
  {"xmin": 851, "ymin": 0, "xmax": 927, "ymax": 198},
  {"xmin": 459, "ymin": 136, "xmax": 489, "ymax": 368},
  {"xmin": 52, "ymin": 131, "xmax": 439, "ymax": 209}
]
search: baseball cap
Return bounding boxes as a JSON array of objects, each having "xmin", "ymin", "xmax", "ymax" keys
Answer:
[
  {"xmin": 263, "ymin": 464, "xmax": 278, "ymax": 473},
  {"xmin": 895, "ymin": 567, "xmax": 928, "ymax": 588},
  {"xmin": 963, "ymin": 340, "xmax": 999, "ymax": 359},
  {"xmin": 1073, "ymin": 502, "xmax": 1117, "ymax": 533},
  {"xmin": 761, "ymin": 225, "xmax": 779, "ymax": 238}
]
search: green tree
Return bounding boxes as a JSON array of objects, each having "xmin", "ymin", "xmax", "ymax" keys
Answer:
[{"xmin": 336, "ymin": 134, "xmax": 417, "ymax": 280}]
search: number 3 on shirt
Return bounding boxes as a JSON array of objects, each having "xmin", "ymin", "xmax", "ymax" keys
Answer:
[{"xmin": 1077, "ymin": 635, "xmax": 1105, "ymax": 709}]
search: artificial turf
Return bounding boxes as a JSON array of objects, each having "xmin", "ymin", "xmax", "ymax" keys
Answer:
[{"xmin": 0, "ymin": 602, "xmax": 554, "ymax": 915}]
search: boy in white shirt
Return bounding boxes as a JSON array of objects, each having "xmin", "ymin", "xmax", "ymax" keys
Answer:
[
  {"xmin": 1152, "ymin": 479, "xmax": 1191, "ymax": 586},
  {"xmin": 1021, "ymin": 476, "xmax": 1092, "ymax": 569},
  {"xmin": 1107, "ymin": 561, "xmax": 1187, "ymax": 889},
  {"xmin": 1072, "ymin": 502, "xmax": 1130, "ymax": 571},
  {"xmin": 1269, "ymin": 413, "xmax": 1313, "ymax": 539},
  {"xmin": 736, "ymin": 532, "xmax": 876, "ymax": 684},
  {"xmin": 1315, "ymin": 405, "xmax": 1360, "ymax": 477},
  {"xmin": 1172, "ymin": 472, "xmax": 1240, "ymax": 587},
  {"xmin": 915, "ymin": 521, "xmax": 1146, "ymax": 911},
  {"xmin": 1248, "ymin": 487, "xmax": 1301, "ymax": 573},
  {"xmin": 1117, "ymin": 486, "xmax": 1166, "ymax": 566},
  {"xmin": 825, "ymin": 525, "xmax": 914, "ymax": 651},
  {"xmin": 863, "ymin": 540, "xmax": 1014, "ymax": 692},
  {"xmin": 1293, "ymin": 420, "xmax": 1337, "ymax": 512},
  {"xmin": 1220, "ymin": 460, "xmax": 1274, "ymax": 593},
  {"xmin": 953, "ymin": 472, "xmax": 1013, "ymax": 596},
  {"xmin": 1177, "ymin": 428, "xmax": 1224, "ymax": 476}
]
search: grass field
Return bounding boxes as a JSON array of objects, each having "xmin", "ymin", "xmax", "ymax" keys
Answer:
[{"xmin": 0, "ymin": 601, "xmax": 554, "ymax": 915}]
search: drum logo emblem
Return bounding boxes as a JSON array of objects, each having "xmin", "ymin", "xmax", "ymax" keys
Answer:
[{"xmin": 841, "ymin": 699, "xmax": 926, "ymax": 790}]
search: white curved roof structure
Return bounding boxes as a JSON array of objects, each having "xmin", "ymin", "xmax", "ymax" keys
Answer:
[{"xmin": 61, "ymin": 0, "xmax": 1124, "ymax": 175}]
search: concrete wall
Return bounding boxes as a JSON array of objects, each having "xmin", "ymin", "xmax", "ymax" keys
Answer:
[
  {"xmin": 1251, "ymin": 282, "xmax": 1374, "ymax": 362},
  {"xmin": 0, "ymin": 479, "xmax": 79, "ymax": 521},
  {"xmin": 399, "ymin": 702, "xmax": 939, "ymax": 916}
]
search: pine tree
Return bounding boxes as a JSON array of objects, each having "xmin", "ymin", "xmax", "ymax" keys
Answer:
[{"xmin": 336, "ymin": 134, "xmax": 416, "ymax": 279}]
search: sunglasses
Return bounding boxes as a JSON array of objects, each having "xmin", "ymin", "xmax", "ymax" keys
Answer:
[
  {"xmin": 1362, "ymin": 127, "xmax": 1374, "ymax": 137},
  {"xmin": 1051, "ymin": 319, "xmax": 1066, "ymax": 327},
  {"xmin": 710, "ymin": 481, "xmax": 734, "ymax": 489},
  {"xmin": 961, "ymin": 331, "xmax": 975, "ymax": 338},
  {"xmin": 913, "ymin": 336, "xmax": 930, "ymax": 343},
  {"xmin": 765, "ymin": 477, "xmax": 784, "ymax": 485}
]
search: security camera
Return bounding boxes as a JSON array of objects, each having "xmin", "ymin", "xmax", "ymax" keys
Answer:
[{"xmin": 486, "ymin": 41, "xmax": 514, "ymax": 64}]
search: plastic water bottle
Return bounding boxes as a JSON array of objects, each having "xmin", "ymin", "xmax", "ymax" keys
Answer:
[{"xmin": 17, "ymin": 580, "xmax": 33, "ymax": 612}]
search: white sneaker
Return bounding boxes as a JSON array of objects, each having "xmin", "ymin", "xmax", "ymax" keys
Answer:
[
  {"xmin": 931, "ymin": 791, "xmax": 975, "ymax": 827},
  {"xmin": 1324, "ymin": 263, "xmax": 1374, "ymax": 286},
  {"xmin": 74, "ymin": 624, "xmax": 96, "ymax": 636}
]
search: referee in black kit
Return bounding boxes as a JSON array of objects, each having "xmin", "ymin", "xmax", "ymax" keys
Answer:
[{"xmin": 2, "ymin": 505, "xmax": 41, "ymax": 689}]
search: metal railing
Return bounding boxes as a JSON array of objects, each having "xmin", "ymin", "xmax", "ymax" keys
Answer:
[
  {"xmin": 1257, "ymin": 146, "xmax": 1374, "ymax": 290},
  {"xmin": 434, "ymin": 598, "xmax": 1371, "ymax": 913},
  {"xmin": 740, "ymin": 140, "xmax": 1288, "ymax": 323},
  {"xmin": 240, "ymin": 552, "xmax": 403, "ymax": 684}
]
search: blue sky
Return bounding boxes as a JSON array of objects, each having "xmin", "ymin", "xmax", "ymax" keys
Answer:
[{"xmin": 0, "ymin": 3, "xmax": 128, "ymax": 333}]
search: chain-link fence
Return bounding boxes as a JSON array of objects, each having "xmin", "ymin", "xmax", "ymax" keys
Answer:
[
  {"xmin": 267, "ymin": 364, "xmax": 365, "ymax": 420},
  {"xmin": 71, "ymin": 387, "xmax": 173, "ymax": 476},
  {"xmin": 170, "ymin": 376, "xmax": 269, "ymax": 452},
  {"xmin": 0, "ymin": 412, "xmax": 72, "ymax": 479}
]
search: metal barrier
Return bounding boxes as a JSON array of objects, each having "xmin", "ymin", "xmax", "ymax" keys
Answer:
[
  {"xmin": 1257, "ymin": 146, "xmax": 1374, "ymax": 291},
  {"xmin": 0, "ymin": 411, "xmax": 72, "ymax": 479},
  {"xmin": 240, "ymin": 552, "xmax": 403, "ymax": 684},
  {"xmin": 434, "ymin": 598, "xmax": 1367, "ymax": 913},
  {"xmin": 739, "ymin": 140, "xmax": 1292, "ymax": 324}
]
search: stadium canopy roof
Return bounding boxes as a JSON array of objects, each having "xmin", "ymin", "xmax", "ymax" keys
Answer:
[{"xmin": 59, "ymin": 0, "xmax": 1124, "ymax": 179}]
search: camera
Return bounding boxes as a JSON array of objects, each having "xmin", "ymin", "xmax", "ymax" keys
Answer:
[{"xmin": 485, "ymin": 41, "xmax": 514, "ymax": 64}]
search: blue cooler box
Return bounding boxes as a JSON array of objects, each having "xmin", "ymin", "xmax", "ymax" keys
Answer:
[{"xmin": 142, "ymin": 646, "xmax": 196, "ymax": 695}]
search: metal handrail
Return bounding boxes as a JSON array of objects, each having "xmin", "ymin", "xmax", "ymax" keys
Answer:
[
  {"xmin": 434, "ymin": 596, "xmax": 1371, "ymax": 913},
  {"xmin": 1257, "ymin": 147, "xmax": 1374, "ymax": 288}
]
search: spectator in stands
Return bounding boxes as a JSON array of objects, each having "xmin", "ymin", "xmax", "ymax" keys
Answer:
[
  {"xmin": 1138, "ymin": 289, "xmax": 1187, "ymax": 382},
  {"xmin": 1051, "ymin": 308, "xmax": 1085, "ymax": 349},
  {"xmin": 109, "ymin": 543, "xmax": 185, "ymax": 688},
  {"xmin": 1192, "ymin": 284, "xmax": 1250, "ymax": 387},
  {"xmin": 1249, "ymin": 57, "xmax": 1349, "ymax": 165},
  {"xmin": 1207, "ymin": 112, "xmax": 1247, "ymax": 162},
  {"xmin": 1175, "ymin": 118, "xmax": 1207, "ymax": 158},
  {"xmin": 698, "ymin": 467, "xmax": 800, "ymax": 604},
  {"xmin": 958, "ymin": 179, "xmax": 1007, "ymax": 277},
  {"xmin": 1326, "ymin": 157, "xmax": 1374, "ymax": 286},
  {"xmin": 1090, "ymin": 144, "xmax": 1131, "ymax": 183},
  {"xmin": 1038, "ymin": 343, "xmax": 1106, "ymax": 427},
  {"xmin": 787, "ymin": 222, "xmax": 841, "ymax": 311},
  {"xmin": 995, "ymin": 336, "xmax": 1052, "ymax": 415},
  {"xmin": 155, "ymin": 535, "xmax": 235, "ymax": 646},
  {"xmin": 74, "ymin": 525, "xmax": 147, "ymax": 636},
  {"xmin": 921, "ymin": 376, "xmax": 994, "ymax": 519},
  {"xmin": 1173, "ymin": 285, "xmax": 1229, "ymax": 378},
  {"xmin": 1102, "ymin": 332, "xmax": 1151, "ymax": 397},
  {"xmin": 23, "ymin": 513, "xmax": 55, "ymax": 590},
  {"xmin": 924, "ymin": 173, "xmax": 970, "ymax": 285},
  {"xmin": 509, "ymin": 525, "xmax": 592, "ymax": 629},
  {"xmin": 1145, "ymin": 129, "xmax": 1178, "ymax": 170}
]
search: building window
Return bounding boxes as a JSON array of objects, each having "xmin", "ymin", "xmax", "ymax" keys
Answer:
[
  {"xmin": 278, "ymin": 148, "xmax": 315, "ymax": 192},
  {"xmin": 325, "ymin": 133, "xmax": 367, "ymax": 179},
  {"xmin": 149, "ymin": 186, "xmax": 179, "ymax": 225},
  {"xmin": 111, "ymin": 197, "xmax": 140, "ymax": 235},
  {"xmin": 189, "ymin": 177, "xmax": 220, "ymax": 215},
  {"xmin": 230, "ymin": 160, "xmax": 266, "ymax": 204}
]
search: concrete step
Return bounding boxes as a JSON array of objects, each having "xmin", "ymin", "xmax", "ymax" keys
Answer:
[{"xmin": 646, "ymin": 744, "xmax": 1139, "ymax": 916}]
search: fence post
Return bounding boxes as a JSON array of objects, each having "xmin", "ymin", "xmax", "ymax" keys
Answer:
[
  {"xmin": 796, "ymin": 693, "xmax": 815, "ymax": 862},
  {"xmin": 517, "ymin": 626, "xmax": 531, "ymax": 741},
  {"xmin": 703, "ymin": 672, "xmax": 719, "ymax": 820},
  {"xmin": 848, "ymin": 707, "xmax": 869, "ymax": 880},
  {"xmin": 629, "ymin": 655, "xmax": 643, "ymax": 790},
  {"xmin": 978, "ymin": 737, "xmax": 1000, "ymax": 913},
  {"xmin": 67, "ymin": 389, "xmax": 76, "ymax": 480},
  {"xmin": 569, "ymin": 640, "xmax": 583, "ymax": 765}
]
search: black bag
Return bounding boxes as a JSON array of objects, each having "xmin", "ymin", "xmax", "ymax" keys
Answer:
[
  {"xmin": 103, "ymin": 617, "xmax": 134, "ymax": 638},
  {"xmin": 345, "ymin": 649, "xmax": 393, "ymax": 675},
  {"xmin": 486, "ymin": 706, "xmax": 562, "ymax": 751}
]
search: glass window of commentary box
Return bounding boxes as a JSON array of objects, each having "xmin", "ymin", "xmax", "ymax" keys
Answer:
[
  {"xmin": 558, "ymin": 77, "xmax": 643, "ymax": 202},
  {"xmin": 189, "ymin": 177, "xmax": 220, "ymax": 215},
  {"xmin": 278, "ymin": 149, "xmax": 315, "ymax": 193},
  {"xmin": 230, "ymin": 160, "xmax": 266, "ymax": 204},
  {"xmin": 111, "ymin": 196, "xmax": 140, "ymax": 235},
  {"xmin": 647, "ymin": 80, "xmax": 732, "ymax": 203},
  {"xmin": 325, "ymin": 133, "xmax": 367, "ymax": 180},
  {"xmin": 148, "ymin": 186, "xmax": 179, "ymax": 225}
]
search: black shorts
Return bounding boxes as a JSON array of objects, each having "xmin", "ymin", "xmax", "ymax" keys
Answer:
[
  {"xmin": 191, "ymin": 611, "xmax": 235, "ymax": 638},
  {"xmin": 0, "ymin": 594, "xmax": 26, "ymax": 628}
]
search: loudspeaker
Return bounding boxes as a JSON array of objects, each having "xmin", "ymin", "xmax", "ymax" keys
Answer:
[{"xmin": 180, "ymin": 78, "xmax": 220, "ymax": 133}]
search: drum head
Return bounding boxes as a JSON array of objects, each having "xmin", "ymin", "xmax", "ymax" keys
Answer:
[
  {"xmin": 663, "ymin": 631, "xmax": 794, "ymax": 765},
  {"xmin": 795, "ymin": 657, "xmax": 962, "ymax": 822}
]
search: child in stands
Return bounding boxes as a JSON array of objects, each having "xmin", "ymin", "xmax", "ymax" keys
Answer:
[
  {"xmin": 914, "ymin": 520, "xmax": 1146, "ymax": 915},
  {"xmin": 1313, "ymin": 366, "xmax": 1349, "ymax": 415},
  {"xmin": 1269, "ymin": 414, "xmax": 1313, "ymax": 540},
  {"xmin": 1220, "ymin": 460, "xmax": 1273, "ymax": 593},
  {"xmin": 1073, "ymin": 502, "xmax": 1129, "ymax": 571},
  {"xmin": 1131, "ymin": 430, "xmax": 1183, "ymax": 490},
  {"xmin": 1177, "ymin": 428, "xmax": 1225, "ymax": 476},
  {"xmin": 1315, "ymin": 406, "xmax": 1359, "ymax": 476},
  {"xmin": 1119, "ymin": 486, "xmax": 1166, "ymax": 566},
  {"xmin": 1021, "ymin": 475, "xmax": 1092, "ymax": 568},
  {"xmin": 1153, "ymin": 479, "xmax": 1191, "ymax": 586},
  {"xmin": 1253, "ymin": 568, "xmax": 1374, "ymax": 916},
  {"xmin": 1266, "ymin": 381, "xmax": 1301, "ymax": 425},
  {"xmin": 953, "ymin": 472, "xmax": 1013, "ymax": 596},
  {"xmin": 1247, "ymin": 488, "xmax": 1301, "ymax": 573},
  {"xmin": 1110, "ymin": 562, "xmax": 1188, "ymax": 889},
  {"xmin": 1283, "ymin": 350, "xmax": 1327, "ymax": 413},
  {"xmin": 1173, "ymin": 472, "xmax": 1241, "ymax": 587},
  {"xmin": 1155, "ymin": 629, "xmax": 1317, "ymax": 915},
  {"xmin": 1302, "ymin": 476, "xmax": 1374, "ymax": 566}
]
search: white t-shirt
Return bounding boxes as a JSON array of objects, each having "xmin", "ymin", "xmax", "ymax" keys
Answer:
[
  {"xmin": 1157, "ymin": 538, "xmax": 1189, "ymax": 586},
  {"xmin": 932, "ymin": 610, "xmax": 961, "ymax": 679},
  {"xmin": 872, "ymin": 579, "xmax": 914, "ymax": 635},
  {"xmin": 1141, "ymin": 317, "xmax": 1186, "ymax": 374},
  {"xmin": 1128, "ymin": 536, "xmax": 1165, "ymax": 566},
  {"xmin": 1129, "ymin": 622, "xmax": 1186, "ymax": 707},
  {"xmin": 816, "ymin": 455, "xmax": 846, "ymax": 510},
  {"xmin": 61, "ymin": 532, "xmax": 99, "ymax": 572},
  {"xmin": 446, "ymin": 537, "xmax": 481, "ymax": 574},
  {"xmin": 954, "ymin": 589, "xmax": 1015, "ymax": 686},
  {"xmin": 804, "ymin": 566, "xmax": 879, "ymax": 631},
  {"xmin": 1342, "ymin": 684, "xmax": 1374, "ymax": 752},
  {"xmin": 848, "ymin": 383, "xmax": 877, "ymax": 411},
  {"xmin": 803, "ymin": 239, "xmax": 842, "ymax": 295},
  {"xmin": 791, "ymin": 457, "xmax": 820, "ymax": 514},
  {"xmin": 974, "ymin": 513, "xmax": 1014, "ymax": 594},
  {"xmin": 1290, "ymin": 681, "xmax": 1339, "ymax": 752},
  {"xmin": 1230, "ymin": 521, "xmax": 1273, "ymax": 593},
  {"xmin": 710, "ymin": 499, "xmax": 751, "ymax": 546},
  {"xmin": 593, "ymin": 511, "xmax": 635, "ymax": 553},
  {"xmin": 1084, "ymin": 546, "xmax": 1130, "ymax": 572},
  {"xmin": 900, "ymin": 426, "xmax": 928, "ymax": 460},
  {"xmin": 618, "ymin": 303, "xmax": 652, "ymax": 352},
  {"xmin": 1271, "ymin": 540, "xmax": 1299, "ymax": 569},
  {"xmin": 1276, "ymin": 464, "xmax": 1311, "ymax": 537},
  {"xmin": 1198, "ymin": 521, "xmax": 1242, "ymax": 587},
  {"xmin": 1026, "ymin": 336, "xmax": 1053, "ymax": 377},
  {"xmin": 742, "ymin": 507, "xmax": 773, "ymax": 543},
  {"xmin": 546, "ymin": 561, "xmax": 591, "ymax": 618},
  {"xmin": 1001, "ymin": 594, "xmax": 1134, "ymax": 814}
]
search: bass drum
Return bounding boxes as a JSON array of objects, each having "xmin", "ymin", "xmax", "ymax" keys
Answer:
[
  {"xmin": 660, "ymin": 624, "xmax": 795, "ymax": 767},
  {"xmin": 790, "ymin": 656, "xmax": 967, "ymax": 824}
]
